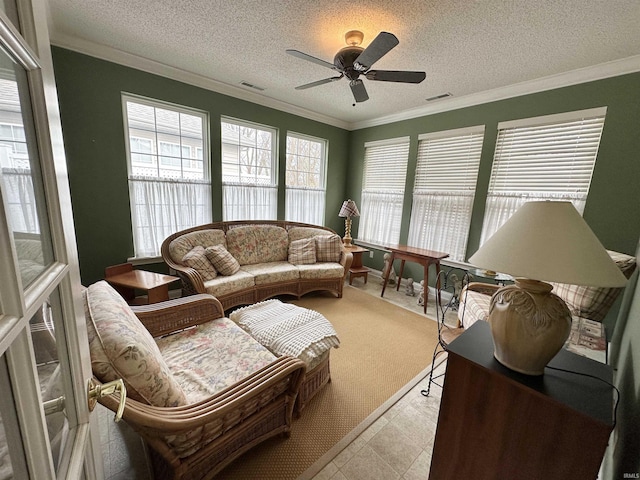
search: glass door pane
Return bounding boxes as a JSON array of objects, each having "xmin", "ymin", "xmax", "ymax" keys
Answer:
[{"xmin": 0, "ymin": 38, "xmax": 54, "ymax": 288}]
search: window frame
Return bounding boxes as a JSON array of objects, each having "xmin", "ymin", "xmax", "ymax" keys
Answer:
[
  {"xmin": 408, "ymin": 126, "xmax": 484, "ymax": 262},
  {"xmin": 220, "ymin": 116, "xmax": 278, "ymax": 221},
  {"xmin": 122, "ymin": 93, "xmax": 211, "ymax": 258},
  {"xmin": 285, "ymin": 131, "xmax": 328, "ymax": 224},
  {"xmin": 357, "ymin": 136, "xmax": 410, "ymax": 246},
  {"xmin": 480, "ymin": 107, "xmax": 606, "ymax": 246}
]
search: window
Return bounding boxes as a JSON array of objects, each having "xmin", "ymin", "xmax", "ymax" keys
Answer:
[
  {"xmin": 123, "ymin": 95, "xmax": 211, "ymax": 258},
  {"xmin": 480, "ymin": 107, "xmax": 606, "ymax": 245},
  {"xmin": 221, "ymin": 118, "xmax": 277, "ymax": 221},
  {"xmin": 408, "ymin": 126, "xmax": 484, "ymax": 262},
  {"xmin": 0, "ymin": 80, "xmax": 38, "ymax": 234},
  {"xmin": 285, "ymin": 132, "xmax": 327, "ymax": 224},
  {"xmin": 358, "ymin": 137, "xmax": 410, "ymax": 246}
]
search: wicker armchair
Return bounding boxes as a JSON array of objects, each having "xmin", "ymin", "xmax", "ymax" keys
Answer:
[{"xmin": 89, "ymin": 289, "xmax": 306, "ymax": 480}]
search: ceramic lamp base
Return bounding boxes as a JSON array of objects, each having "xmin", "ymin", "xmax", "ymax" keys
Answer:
[{"xmin": 488, "ymin": 278, "xmax": 572, "ymax": 375}]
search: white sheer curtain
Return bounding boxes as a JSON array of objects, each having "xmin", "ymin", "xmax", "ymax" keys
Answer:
[
  {"xmin": 408, "ymin": 191, "xmax": 475, "ymax": 261},
  {"xmin": 285, "ymin": 187, "xmax": 325, "ymax": 224},
  {"xmin": 129, "ymin": 176, "xmax": 211, "ymax": 257},
  {"xmin": 480, "ymin": 191, "xmax": 586, "ymax": 245},
  {"xmin": 0, "ymin": 167, "xmax": 39, "ymax": 233},
  {"xmin": 223, "ymin": 183, "xmax": 277, "ymax": 221},
  {"xmin": 359, "ymin": 191, "xmax": 404, "ymax": 246}
]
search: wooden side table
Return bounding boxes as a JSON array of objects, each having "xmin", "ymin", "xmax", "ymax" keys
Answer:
[
  {"xmin": 381, "ymin": 245, "xmax": 449, "ymax": 314},
  {"xmin": 105, "ymin": 269, "xmax": 180, "ymax": 304},
  {"xmin": 345, "ymin": 245, "xmax": 370, "ymax": 285},
  {"xmin": 429, "ymin": 321, "xmax": 614, "ymax": 480}
]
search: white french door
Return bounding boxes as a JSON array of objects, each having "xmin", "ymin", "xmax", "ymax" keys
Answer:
[{"xmin": 0, "ymin": 1, "xmax": 102, "ymax": 479}]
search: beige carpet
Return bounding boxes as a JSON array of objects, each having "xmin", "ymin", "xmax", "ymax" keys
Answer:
[{"xmin": 217, "ymin": 285, "xmax": 439, "ymax": 479}]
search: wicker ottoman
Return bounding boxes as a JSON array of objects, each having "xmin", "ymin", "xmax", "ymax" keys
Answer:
[{"xmin": 229, "ymin": 300, "xmax": 339, "ymax": 415}]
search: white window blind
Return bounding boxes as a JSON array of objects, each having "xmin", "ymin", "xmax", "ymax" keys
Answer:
[
  {"xmin": 285, "ymin": 132, "xmax": 327, "ymax": 225},
  {"xmin": 123, "ymin": 95, "xmax": 211, "ymax": 258},
  {"xmin": 358, "ymin": 137, "xmax": 410, "ymax": 246},
  {"xmin": 221, "ymin": 118, "xmax": 277, "ymax": 221},
  {"xmin": 408, "ymin": 126, "xmax": 484, "ymax": 261},
  {"xmin": 480, "ymin": 107, "xmax": 606, "ymax": 245}
]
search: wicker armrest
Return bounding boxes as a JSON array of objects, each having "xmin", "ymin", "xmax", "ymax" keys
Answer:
[
  {"xmin": 97, "ymin": 355, "xmax": 306, "ymax": 432},
  {"xmin": 340, "ymin": 248, "xmax": 354, "ymax": 274},
  {"xmin": 462, "ymin": 282, "xmax": 501, "ymax": 297},
  {"xmin": 131, "ymin": 294, "xmax": 225, "ymax": 337}
]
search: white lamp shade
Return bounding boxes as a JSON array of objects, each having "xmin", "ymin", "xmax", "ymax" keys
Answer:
[{"xmin": 469, "ymin": 201, "xmax": 627, "ymax": 287}]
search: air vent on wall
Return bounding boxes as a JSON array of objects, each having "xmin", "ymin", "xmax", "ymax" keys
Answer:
[
  {"xmin": 426, "ymin": 92, "xmax": 452, "ymax": 101},
  {"xmin": 240, "ymin": 81, "xmax": 265, "ymax": 91}
]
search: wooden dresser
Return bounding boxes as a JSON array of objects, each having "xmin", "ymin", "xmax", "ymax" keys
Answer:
[{"xmin": 429, "ymin": 321, "xmax": 614, "ymax": 480}]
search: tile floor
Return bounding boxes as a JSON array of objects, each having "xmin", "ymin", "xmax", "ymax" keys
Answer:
[{"xmin": 98, "ymin": 273, "xmax": 453, "ymax": 479}]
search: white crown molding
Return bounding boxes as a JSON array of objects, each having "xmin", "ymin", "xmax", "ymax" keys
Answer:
[
  {"xmin": 50, "ymin": 33, "xmax": 640, "ymax": 132},
  {"xmin": 350, "ymin": 55, "xmax": 640, "ymax": 130},
  {"xmin": 50, "ymin": 33, "xmax": 351, "ymax": 130}
]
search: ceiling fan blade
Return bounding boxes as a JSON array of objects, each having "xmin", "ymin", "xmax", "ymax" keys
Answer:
[
  {"xmin": 365, "ymin": 70, "xmax": 426, "ymax": 83},
  {"xmin": 295, "ymin": 75, "xmax": 343, "ymax": 90},
  {"xmin": 353, "ymin": 32, "xmax": 399, "ymax": 71},
  {"xmin": 350, "ymin": 79, "xmax": 369, "ymax": 103},
  {"xmin": 286, "ymin": 49, "xmax": 337, "ymax": 70}
]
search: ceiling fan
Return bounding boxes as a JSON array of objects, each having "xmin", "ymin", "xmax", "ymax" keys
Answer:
[{"xmin": 286, "ymin": 30, "xmax": 426, "ymax": 103}]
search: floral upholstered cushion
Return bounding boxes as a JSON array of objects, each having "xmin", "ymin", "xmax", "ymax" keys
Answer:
[
  {"xmin": 168, "ymin": 229, "xmax": 226, "ymax": 265},
  {"xmin": 182, "ymin": 246, "xmax": 217, "ymax": 281},
  {"xmin": 288, "ymin": 226, "xmax": 335, "ymax": 243},
  {"xmin": 157, "ymin": 317, "xmax": 276, "ymax": 404},
  {"xmin": 288, "ymin": 238, "xmax": 317, "ymax": 265},
  {"xmin": 315, "ymin": 234, "xmax": 342, "ymax": 263},
  {"xmin": 240, "ymin": 262, "xmax": 300, "ymax": 285},
  {"xmin": 84, "ymin": 281, "xmax": 187, "ymax": 407},
  {"xmin": 296, "ymin": 262, "xmax": 344, "ymax": 279},
  {"xmin": 226, "ymin": 225, "xmax": 289, "ymax": 265},
  {"xmin": 203, "ymin": 270, "xmax": 256, "ymax": 297},
  {"xmin": 205, "ymin": 245, "xmax": 240, "ymax": 275}
]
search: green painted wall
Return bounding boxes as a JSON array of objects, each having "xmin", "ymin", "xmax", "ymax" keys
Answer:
[
  {"xmin": 51, "ymin": 47, "xmax": 350, "ymax": 285},
  {"xmin": 348, "ymin": 73, "xmax": 640, "ymax": 295}
]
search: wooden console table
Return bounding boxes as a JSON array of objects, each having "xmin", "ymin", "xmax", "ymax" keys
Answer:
[
  {"xmin": 381, "ymin": 245, "xmax": 449, "ymax": 314},
  {"xmin": 429, "ymin": 322, "xmax": 614, "ymax": 479},
  {"xmin": 345, "ymin": 245, "xmax": 370, "ymax": 285},
  {"xmin": 106, "ymin": 269, "xmax": 179, "ymax": 304}
]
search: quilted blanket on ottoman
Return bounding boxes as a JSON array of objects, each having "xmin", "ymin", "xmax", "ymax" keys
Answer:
[{"xmin": 229, "ymin": 299, "xmax": 340, "ymax": 366}]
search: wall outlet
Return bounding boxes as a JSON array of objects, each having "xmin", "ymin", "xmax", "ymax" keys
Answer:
[{"xmin": 369, "ymin": 251, "xmax": 374, "ymax": 258}]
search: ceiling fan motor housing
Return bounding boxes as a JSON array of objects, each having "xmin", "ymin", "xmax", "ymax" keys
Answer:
[{"xmin": 334, "ymin": 46, "xmax": 364, "ymax": 80}]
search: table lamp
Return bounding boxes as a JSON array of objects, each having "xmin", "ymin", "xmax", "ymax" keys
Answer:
[
  {"xmin": 468, "ymin": 201, "xmax": 627, "ymax": 375},
  {"xmin": 338, "ymin": 199, "xmax": 360, "ymax": 247}
]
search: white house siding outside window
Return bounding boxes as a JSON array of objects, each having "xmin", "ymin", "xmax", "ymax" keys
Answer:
[
  {"xmin": 408, "ymin": 126, "xmax": 484, "ymax": 262},
  {"xmin": 358, "ymin": 137, "xmax": 410, "ymax": 246},
  {"xmin": 480, "ymin": 107, "xmax": 606, "ymax": 246},
  {"xmin": 0, "ymin": 78, "xmax": 39, "ymax": 234},
  {"xmin": 123, "ymin": 95, "xmax": 211, "ymax": 258},
  {"xmin": 221, "ymin": 118, "xmax": 277, "ymax": 221},
  {"xmin": 285, "ymin": 132, "xmax": 327, "ymax": 225}
]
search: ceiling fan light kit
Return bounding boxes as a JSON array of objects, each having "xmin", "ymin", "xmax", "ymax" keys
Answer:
[{"xmin": 287, "ymin": 30, "xmax": 426, "ymax": 103}]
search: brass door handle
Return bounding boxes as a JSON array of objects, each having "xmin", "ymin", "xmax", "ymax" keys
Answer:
[{"xmin": 88, "ymin": 378, "xmax": 127, "ymax": 422}]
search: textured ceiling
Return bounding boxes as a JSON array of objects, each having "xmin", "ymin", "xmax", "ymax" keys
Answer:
[{"xmin": 47, "ymin": 0, "xmax": 640, "ymax": 128}]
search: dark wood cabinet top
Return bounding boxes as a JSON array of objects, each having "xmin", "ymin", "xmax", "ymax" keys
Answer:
[{"xmin": 448, "ymin": 321, "xmax": 614, "ymax": 426}]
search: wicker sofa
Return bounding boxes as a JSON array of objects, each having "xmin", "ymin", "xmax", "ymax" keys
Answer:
[
  {"xmin": 161, "ymin": 221, "xmax": 353, "ymax": 311},
  {"xmin": 85, "ymin": 280, "xmax": 306, "ymax": 480}
]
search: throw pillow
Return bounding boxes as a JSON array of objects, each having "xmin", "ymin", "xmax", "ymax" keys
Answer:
[
  {"xmin": 288, "ymin": 238, "xmax": 317, "ymax": 265},
  {"xmin": 182, "ymin": 246, "xmax": 217, "ymax": 281},
  {"xmin": 315, "ymin": 234, "xmax": 342, "ymax": 263},
  {"xmin": 205, "ymin": 245, "xmax": 241, "ymax": 276}
]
